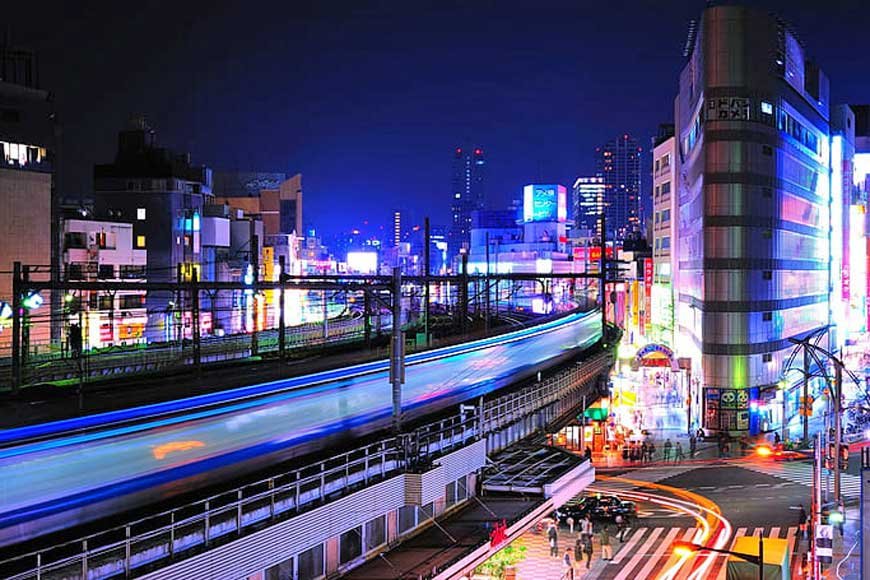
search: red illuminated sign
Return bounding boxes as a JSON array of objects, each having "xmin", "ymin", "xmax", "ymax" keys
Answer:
[
  {"xmin": 489, "ymin": 519, "xmax": 508, "ymax": 548},
  {"xmin": 643, "ymin": 258, "xmax": 653, "ymax": 329}
]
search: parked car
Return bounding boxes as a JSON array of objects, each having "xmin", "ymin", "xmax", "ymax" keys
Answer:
[{"xmin": 555, "ymin": 494, "xmax": 637, "ymax": 523}]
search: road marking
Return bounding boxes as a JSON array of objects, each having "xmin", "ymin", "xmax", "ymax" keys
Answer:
[
  {"xmin": 698, "ymin": 486, "xmax": 715, "ymax": 490},
  {"xmin": 716, "ymin": 527, "xmax": 748, "ymax": 580},
  {"xmin": 611, "ymin": 526, "xmax": 648, "ymax": 565},
  {"xmin": 786, "ymin": 527, "xmax": 798, "ymax": 572},
  {"xmin": 658, "ymin": 528, "xmax": 700, "ymax": 576},
  {"xmin": 769, "ymin": 526, "xmax": 780, "ymax": 538},
  {"xmin": 613, "ymin": 527, "xmax": 664, "ymax": 580},
  {"xmin": 755, "ymin": 483, "xmax": 771, "ymax": 487},
  {"xmin": 636, "ymin": 526, "xmax": 680, "ymax": 578},
  {"xmin": 727, "ymin": 484, "xmax": 744, "ymax": 488}
]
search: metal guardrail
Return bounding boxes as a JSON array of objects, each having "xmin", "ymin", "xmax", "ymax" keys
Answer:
[
  {"xmin": 0, "ymin": 344, "xmax": 612, "ymax": 580},
  {"xmin": 14, "ymin": 317, "xmax": 374, "ymax": 385}
]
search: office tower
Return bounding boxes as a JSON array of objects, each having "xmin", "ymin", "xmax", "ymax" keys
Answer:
[
  {"xmin": 675, "ymin": 5, "xmax": 834, "ymax": 434},
  {"xmin": 649, "ymin": 126, "xmax": 676, "ymax": 347},
  {"xmin": 0, "ymin": 42, "xmax": 55, "ymax": 355},
  {"xmin": 392, "ymin": 210, "xmax": 401, "ymax": 247},
  {"xmin": 94, "ymin": 117, "xmax": 213, "ymax": 341},
  {"xmin": 448, "ymin": 147, "xmax": 486, "ymax": 259},
  {"xmin": 572, "ymin": 176, "xmax": 606, "ymax": 235},
  {"xmin": 596, "ymin": 134, "xmax": 642, "ymax": 240},
  {"xmin": 213, "ymin": 172, "xmax": 303, "ymax": 237}
]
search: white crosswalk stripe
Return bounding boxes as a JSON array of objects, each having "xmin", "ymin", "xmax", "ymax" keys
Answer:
[
  {"xmin": 740, "ymin": 461, "xmax": 862, "ymax": 499},
  {"xmin": 592, "ymin": 525, "xmax": 801, "ymax": 579}
]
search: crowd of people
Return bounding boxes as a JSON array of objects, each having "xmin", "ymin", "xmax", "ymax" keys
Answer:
[{"xmin": 542, "ymin": 511, "xmax": 634, "ymax": 578}]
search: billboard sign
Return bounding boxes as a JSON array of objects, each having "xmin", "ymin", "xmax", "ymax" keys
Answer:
[{"xmin": 523, "ymin": 184, "xmax": 567, "ymax": 223}]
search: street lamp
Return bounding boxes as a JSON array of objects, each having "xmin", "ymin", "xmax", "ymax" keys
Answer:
[{"xmin": 672, "ymin": 537, "xmax": 765, "ymax": 580}]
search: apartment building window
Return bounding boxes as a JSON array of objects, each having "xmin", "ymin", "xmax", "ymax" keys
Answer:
[
  {"xmin": 365, "ymin": 516, "xmax": 386, "ymax": 551},
  {"xmin": 67, "ymin": 263, "xmax": 83, "ymax": 280},
  {"xmin": 98, "ymin": 265, "xmax": 115, "ymax": 279},
  {"xmin": 339, "ymin": 527, "xmax": 362, "ymax": 565},
  {"xmin": 297, "ymin": 544, "xmax": 324, "ymax": 580},
  {"xmin": 136, "ymin": 235, "xmax": 146, "ymax": 249},
  {"xmin": 137, "ymin": 207, "xmax": 146, "ymax": 220},
  {"xmin": 662, "ymin": 237, "xmax": 670, "ymax": 249},
  {"xmin": 655, "ymin": 159, "xmax": 660, "ymax": 173},
  {"xmin": 762, "ymin": 353, "xmax": 773, "ymax": 363},
  {"xmin": 661, "ymin": 181, "xmax": 671, "ymax": 195},
  {"xmin": 119, "ymin": 294, "xmax": 145, "ymax": 309},
  {"xmin": 661, "ymin": 153, "xmax": 670, "ymax": 169}
]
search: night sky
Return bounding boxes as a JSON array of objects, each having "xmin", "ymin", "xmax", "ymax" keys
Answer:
[{"xmin": 6, "ymin": 0, "xmax": 869, "ymax": 237}]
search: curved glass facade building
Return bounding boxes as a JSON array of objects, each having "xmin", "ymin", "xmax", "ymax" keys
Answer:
[{"xmin": 675, "ymin": 6, "xmax": 834, "ymax": 434}]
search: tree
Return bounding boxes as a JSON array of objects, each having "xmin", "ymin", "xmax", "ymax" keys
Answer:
[{"xmin": 474, "ymin": 541, "xmax": 527, "ymax": 580}]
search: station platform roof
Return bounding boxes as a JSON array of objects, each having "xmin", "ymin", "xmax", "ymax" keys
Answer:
[{"xmin": 345, "ymin": 443, "xmax": 593, "ymax": 580}]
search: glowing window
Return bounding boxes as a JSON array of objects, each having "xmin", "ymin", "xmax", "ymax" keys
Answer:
[
  {"xmin": 761, "ymin": 101, "xmax": 773, "ymax": 115},
  {"xmin": 137, "ymin": 208, "xmax": 146, "ymax": 220},
  {"xmin": 136, "ymin": 235, "xmax": 146, "ymax": 248}
]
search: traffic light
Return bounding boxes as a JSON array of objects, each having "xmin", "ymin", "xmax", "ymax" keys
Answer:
[
  {"xmin": 826, "ymin": 442, "xmax": 836, "ymax": 470},
  {"xmin": 839, "ymin": 445, "xmax": 849, "ymax": 471}
]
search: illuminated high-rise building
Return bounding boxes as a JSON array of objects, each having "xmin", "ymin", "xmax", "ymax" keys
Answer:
[
  {"xmin": 392, "ymin": 210, "xmax": 402, "ymax": 248},
  {"xmin": 448, "ymin": 146, "xmax": 486, "ymax": 259},
  {"xmin": 0, "ymin": 42, "xmax": 56, "ymax": 356},
  {"xmin": 675, "ymin": 5, "xmax": 834, "ymax": 435},
  {"xmin": 596, "ymin": 134, "xmax": 642, "ymax": 240},
  {"xmin": 572, "ymin": 176, "xmax": 605, "ymax": 235}
]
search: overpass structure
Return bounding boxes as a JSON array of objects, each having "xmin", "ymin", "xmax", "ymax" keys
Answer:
[{"xmin": 0, "ymin": 309, "xmax": 611, "ymax": 580}]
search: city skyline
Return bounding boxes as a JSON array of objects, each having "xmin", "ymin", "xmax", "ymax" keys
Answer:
[{"xmin": 4, "ymin": 1, "xmax": 869, "ymax": 236}]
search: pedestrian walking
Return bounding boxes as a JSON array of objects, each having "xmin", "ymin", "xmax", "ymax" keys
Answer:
[
  {"xmin": 615, "ymin": 513, "xmax": 628, "ymax": 542},
  {"xmin": 574, "ymin": 535, "xmax": 583, "ymax": 563},
  {"xmin": 663, "ymin": 439, "xmax": 673, "ymax": 462},
  {"xmin": 798, "ymin": 504, "xmax": 808, "ymax": 542},
  {"xmin": 600, "ymin": 526, "xmax": 613, "ymax": 561},
  {"xmin": 647, "ymin": 441, "xmax": 656, "ymax": 461},
  {"xmin": 579, "ymin": 515, "xmax": 592, "ymax": 536},
  {"xmin": 562, "ymin": 550, "xmax": 574, "ymax": 580},
  {"xmin": 584, "ymin": 446, "xmax": 593, "ymax": 462},
  {"xmin": 548, "ymin": 523, "xmax": 559, "ymax": 557},
  {"xmin": 581, "ymin": 533, "xmax": 594, "ymax": 569},
  {"xmin": 567, "ymin": 515, "xmax": 575, "ymax": 534},
  {"xmin": 689, "ymin": 434, "xmax": 697, "ymax": 457},
  {"xmin": 675, "ymin": 441, "xmax": 684, "ymax": 463}
]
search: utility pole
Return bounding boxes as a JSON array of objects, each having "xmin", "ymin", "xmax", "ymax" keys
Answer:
[
  {"xmin": 599, "ymin": 212, "xmax": 607, "ymax": 332},
  {"xmin": 390, "ymin": 267, "xmax": 405, "ymax": 433},
  {"xmin": 424, "ymin": 217, "xmax": 431, "ymax": 347},
  {"xmin": 484, "ymin": 232, "xmax": 491, "ymax": 333},
  {"xmin": 191, "ymin": 267, "xmax": 201, "ymax": 375},
  {"xmin": 11, "ymin": 261, "xmax": 21, "ymax": 393},
  {"xmin": 460, "ymin": 253, "xmax": 469, "ymax": 334},
  {"xmin": 250, "ymin": 229, "xmax": 259, "ymax": 357},
  {"xmin": 363, "ymin": 290, "xmax": 372, "ymax": 348},
  {"xmin": 278, "ymin": 255, "xmax": 286, "ymax": 360},
  {"xmin": 833, "ymin": 363, "xmax": 843, "ymax": 503},
  {"xmin": 803, "ymin": 346, "xmax": 810, "ymax": 443},
  {"xmin": 21, "ymin": 265, "xmax": 30, "ymax": 370}
]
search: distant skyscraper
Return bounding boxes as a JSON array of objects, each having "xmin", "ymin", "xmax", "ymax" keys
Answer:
[
  {"xmin": 572, "ymin": 176, "xmax": 606, "ymax": 234},
  {"xmin": 392, "ymin": 210, "xmax": 402, "ymax": 247},
  {"xmin": 449, "ymin": 146, "xmax": 486, "ymax": 258},
  {"xmin": 596, "ymin": 134, "xmax": 642, "ymax": 240}
]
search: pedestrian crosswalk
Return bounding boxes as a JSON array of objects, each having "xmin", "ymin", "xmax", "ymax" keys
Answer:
[
  {"xmin": 740, "ymin": 461, "xmax": 862, "ymax": 499},
  {"xmin": 587, "ymin": 525, "xmax": 802, "ymax": 579}
]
